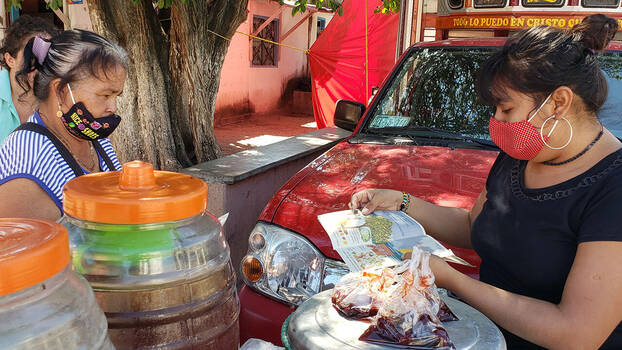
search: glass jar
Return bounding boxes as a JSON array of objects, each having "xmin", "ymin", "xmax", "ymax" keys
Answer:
[
  {"xmin": 0, "ymin": 219, "xmax": 113, "ymax": 350},
  {"xmin": 61, "ymin": 161, "xmax": 239, "ymax": 350}
]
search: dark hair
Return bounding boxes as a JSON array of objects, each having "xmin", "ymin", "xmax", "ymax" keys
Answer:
[
  {"xmin": 570, "ymin": 14, "xmax": 618, "ymax": 53},
  {"xmin": 16, "ymin": 29, "xmax": 128, "ymax": 101},
  {"xmin": 0, "ymin": 15, "xmax": 59, "ymax": 70},
  {"xmin": 478, "ymin": 14, "xmax": 619, "ymax": 114}
]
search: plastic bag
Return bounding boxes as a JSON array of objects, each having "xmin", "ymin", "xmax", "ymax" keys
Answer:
[
  {"xmin": 332, "ymin": 246, "xmax": 458, "ymax": 349},
  {"xmin": 331, "ymin": 263, "xmax": 402, "ymax": 318}
]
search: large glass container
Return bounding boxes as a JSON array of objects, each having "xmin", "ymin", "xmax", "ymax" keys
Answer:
[
  {"xmin": 61, "ymin": 161, "xmax": 239, "ymax": 350},
  {"xmin": 0, "ymin": 219, "xmax": 113, "ymax": 350}
]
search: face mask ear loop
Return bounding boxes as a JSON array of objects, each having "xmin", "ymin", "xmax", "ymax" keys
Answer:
[
  {"xmin": 67, "ymin": 83, "xmax": 76, "ymax": 105},
  {"xmin": 528, "ymin": 94, "xmax": 552, "ymax": 123}
]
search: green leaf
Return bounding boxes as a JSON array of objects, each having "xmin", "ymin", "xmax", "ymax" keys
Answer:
[
  {"xmin": 7, "ymin": 0, "xmax": 23, "ymax": 9},
  {"xmin": 375, "ymin": 0, "xmax": 400, "ymax": 14},
  {"xmin": 45, "ymin": 0, "xmax": 63, "ymax": 10},
  {"xmin": 289, "ymin": 0, "xmax": 344, "ymax": 16}
]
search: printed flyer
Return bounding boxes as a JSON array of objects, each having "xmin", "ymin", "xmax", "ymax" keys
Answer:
[{"xmin": 318, "ymin": 209, "xmax": 472, "ymax": 271}]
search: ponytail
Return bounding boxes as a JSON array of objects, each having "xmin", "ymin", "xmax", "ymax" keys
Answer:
[{"xmin": 571, "ymin": 14, "xmax": 619, "ymax": 54}]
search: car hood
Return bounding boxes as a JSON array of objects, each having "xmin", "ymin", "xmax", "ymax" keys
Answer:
[{"xmin": 264, "ymin": 141, "xmax": 498, "ymax": 264}]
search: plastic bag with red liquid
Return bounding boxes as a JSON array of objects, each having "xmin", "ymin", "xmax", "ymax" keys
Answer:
[
  {"xmin": 331, "ymin": 263, "xmax": 403, "ymax": 319},
  {"xmin": 332, "ymin": 246, "xmax": 458, "ymax": 349}
]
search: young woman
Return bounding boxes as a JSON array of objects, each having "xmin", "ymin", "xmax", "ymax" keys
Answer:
[
  {"xmin": 0, "ymin": 30, "xmax": 127, "ymax": 221},
  {"xmin": 0, "ymin": 15, "xmax": 58, "ymax": 144},
  {"xmin": 351, "ymin": 15, "xmax": 622, "ymax": 349}
]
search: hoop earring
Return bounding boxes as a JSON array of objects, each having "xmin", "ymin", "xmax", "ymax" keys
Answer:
[{"xmin": 540, "ymin": 115, "xmax": 572, "ymax": 150}]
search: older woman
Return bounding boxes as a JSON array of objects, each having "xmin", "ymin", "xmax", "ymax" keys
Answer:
[
  {"xmin": 351, "ymin": 15, "xmax": 622, "ymax": 349},
  {"xmin": 0, "ymin": 30, "xmax": 127, "ymax": 220},
  {"xmin": 0, "ymin": 15, "xmax": 58, "ymax": 144}
]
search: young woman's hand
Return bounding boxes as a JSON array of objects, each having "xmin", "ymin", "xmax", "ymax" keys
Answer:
[
  {"xmin": 349, "ymin": 189, "xmax": 403, "ymax": 215},
  {"xmin": 429, "ymin": 254, "xmax": 458, "ymax": 290}
]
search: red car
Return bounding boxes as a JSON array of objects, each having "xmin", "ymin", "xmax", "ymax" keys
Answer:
[{"xmin": 238, "ymin": 37, "xmax": 622, "ymax": 346}]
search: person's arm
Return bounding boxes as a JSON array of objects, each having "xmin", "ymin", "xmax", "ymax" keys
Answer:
[
  {"xmin": 431, "ymin": 242, "xmax": 622, "ymax": 350},
  {"xmin": 0, "ymin": 178, "xmax": 61, "ymax": 221},
  {"xmin": 350, "ymin": 188, "xmax": 487, "ymax": 249},
  {"xmin": 404, "ymin": 189, "xmax": 486, "ymax": 249}
]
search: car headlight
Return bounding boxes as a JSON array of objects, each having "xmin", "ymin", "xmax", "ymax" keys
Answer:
[{"xmin": 241, "ymin": 222, "xmax": 349, "ymax": 306}]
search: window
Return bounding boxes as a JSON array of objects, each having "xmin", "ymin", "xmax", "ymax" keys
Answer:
[
  {"xmin": 317, "ymin": 17, "xmax": 326, "ymax": 39},
  {"xmin": 252, "ymin": 15, "xmax": 279, "ymax": 67},
  {"xmin": 365, "ymin": 48, "xmax": 496, "ymax": 140},
  {"xmin": 363, "ymin": 48, "xmax": 622, "ymax": 143},
  {"xmin": 581, "ymin": 0, "xmax": 619, "ymax": 7},
  {"xmin": 423, "ymin": 28, "xmax": 437, "ymax": 42}
]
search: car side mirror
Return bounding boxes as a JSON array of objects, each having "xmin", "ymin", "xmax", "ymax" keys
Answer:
[{"xmin": 334, "ymin": 100, "xmax": 365, "ymax": 131}]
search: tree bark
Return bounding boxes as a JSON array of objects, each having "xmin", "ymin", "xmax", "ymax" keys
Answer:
[
  {"xmin": 86, "ymin": 0, "xmax": 248, "ymax": 168},
  {"xmin": 87, "ymin": 0, "xmax": 186, "ymax": 169},
  {"xmin": 168, "ymin": 0, "xmax": 249, "ymax": 163}
]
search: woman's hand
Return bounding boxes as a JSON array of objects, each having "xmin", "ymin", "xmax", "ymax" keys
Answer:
[
  {"xmin": 429, "ymin": 255, "xmax": 458, "ymax": 290},
  {"xmin": 349, "ymin": 189, "xmax": 403, "ymax": 215}
]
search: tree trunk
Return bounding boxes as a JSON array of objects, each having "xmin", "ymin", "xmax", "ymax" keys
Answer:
[
  {"xmin": 168, "ymin": 0, "xmax": 249, "ymax": 163},
  {"xmin": 86, "ymin": 0, "xmax": 248, "ymax": 168},
  {"xmin": 87, "ymin": 0, "xmax": 186, "ymax": 169}
]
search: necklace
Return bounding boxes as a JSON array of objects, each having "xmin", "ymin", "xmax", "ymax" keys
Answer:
[
  {"xmin": 56, "ymin": 131, "xmax": 98, "ymax": 172},
  {"xmin": 542, "ymin": 126, "xmax": 604, "ymax": 166}
]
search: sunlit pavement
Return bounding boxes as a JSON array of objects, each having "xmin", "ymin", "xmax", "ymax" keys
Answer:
[{"xmin": 215, "ymin": 111, "xmax": 316, "ymax": 156}]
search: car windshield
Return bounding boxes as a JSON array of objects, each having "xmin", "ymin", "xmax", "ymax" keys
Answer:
[{"xmin": 361, "ymin": 46, "xmax": 622, "ymax": 143}]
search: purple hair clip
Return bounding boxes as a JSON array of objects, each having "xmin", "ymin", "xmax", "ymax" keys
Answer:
[{"xmin": 32, "ymin": 36, "xmax": 51, "ymax": 66}]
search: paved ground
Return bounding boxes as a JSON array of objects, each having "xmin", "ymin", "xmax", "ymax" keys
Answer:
[{"xmin": 215, "ymin": 111, "xmax": 317, "ymax": 156}]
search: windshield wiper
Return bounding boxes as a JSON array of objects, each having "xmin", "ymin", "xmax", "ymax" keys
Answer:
[
  {"xmin": 366, "ymin": 126, "xmax": 498, "ymax": 150},
  {"xmin": 363, "ymin": 127, "xmax": 423, "ymax": 145}
]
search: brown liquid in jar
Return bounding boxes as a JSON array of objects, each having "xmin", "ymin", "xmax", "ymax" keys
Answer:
[{"xmin": 92, "ymin": 263, "xmax": 239, "ymax": 350}]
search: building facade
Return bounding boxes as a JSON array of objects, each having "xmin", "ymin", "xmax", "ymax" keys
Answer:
[{"xmin": 214, "ymin": 0, "xmax": 334, "ymax": 125}]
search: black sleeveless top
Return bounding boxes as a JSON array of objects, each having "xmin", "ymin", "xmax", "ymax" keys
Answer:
[{"xmin": 471, "ymin": 150, "xmax": 622, "ymax": 349}]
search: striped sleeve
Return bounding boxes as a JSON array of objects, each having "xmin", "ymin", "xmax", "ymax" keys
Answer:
[{"xmin": 0, "ymin": 130, "xmax": 74, "ymax": 211}]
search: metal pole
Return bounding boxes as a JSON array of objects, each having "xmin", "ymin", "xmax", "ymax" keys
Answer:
[
  {"xmin": 415, "ymin": 0, "xmax": 424, "ymax": 43},
  {"xmin": 395, "ymin": 0, "xmax": 407, "ymax": 62},
  {"xmin": 0, "ymin": 0, "xmax": 5, "ymax": 42},
  {"xmin": 404, "ymin": 0, "xmax": 414, "ymax": 47},
  {"xmin": 364, "ymin": 0, "xmax": 369, "ymax": 105},
  {"xmin": 63, "ymin": 0, "xmax": 68, "ymax": 30}
]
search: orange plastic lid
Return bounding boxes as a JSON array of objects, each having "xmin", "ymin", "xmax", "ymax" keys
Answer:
[
  {"xmin": 63, "ymin": 161, "xmax": 208, "ymax": 224},
  {"xmin": 0, "ymin": 219, "xmax": 69, "ymax": 296}
]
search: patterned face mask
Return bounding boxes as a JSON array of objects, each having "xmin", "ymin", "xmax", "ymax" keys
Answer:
[
  {"xmin": 59, "ymin": 84, "xmax": 121, "ymax": 141},
  {"xmin": 488, "ymin": 94, "xmax": 552, "ymax": 160}
]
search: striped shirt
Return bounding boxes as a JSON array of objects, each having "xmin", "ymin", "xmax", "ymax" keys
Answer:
[{"xmin": 0, "ymin": 112, "xmax": 121, "ymax": 213}]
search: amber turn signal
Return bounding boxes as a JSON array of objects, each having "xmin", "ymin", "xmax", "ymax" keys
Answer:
[{"xmin": 242, "ymin": 256, "xmax": 263, "ymax": 283}]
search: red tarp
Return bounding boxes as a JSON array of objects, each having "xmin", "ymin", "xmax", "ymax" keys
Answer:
[{"xmin": 309, "ymin": 0, "xmax": 399, "ymax": 129}]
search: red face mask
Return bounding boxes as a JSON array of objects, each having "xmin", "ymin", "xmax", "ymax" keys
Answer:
[{"xmin": 488, "ymin": 94, "xmax": 551, "ymax": 160}]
